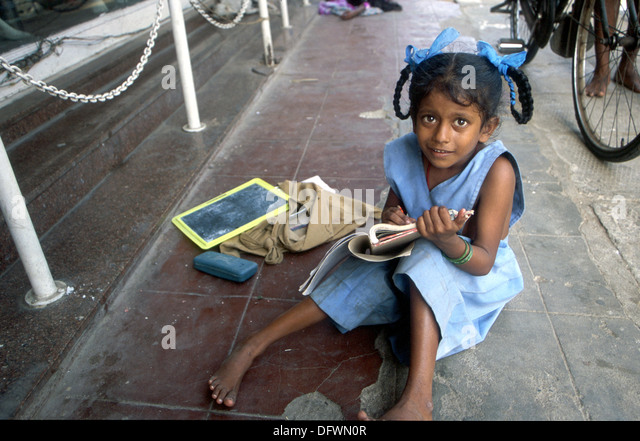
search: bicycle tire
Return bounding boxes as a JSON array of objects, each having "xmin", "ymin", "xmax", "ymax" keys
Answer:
[
  {"xmin": 517, "ymin": 0, "xmax": 555, "ymax": 63},
  {"xmin": 572, "ymin": 0, "xmax": 640, "ymax": 162}
]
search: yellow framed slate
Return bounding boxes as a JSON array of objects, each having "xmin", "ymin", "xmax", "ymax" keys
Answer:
[{"xmin": 172, "ymin": 178, "xmax": 289, "ymax": 249}]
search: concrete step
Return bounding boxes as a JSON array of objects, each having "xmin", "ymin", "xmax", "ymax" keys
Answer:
[{"xmin": 0, "ymin": 7, "xmax": 295, "ymax": 274}]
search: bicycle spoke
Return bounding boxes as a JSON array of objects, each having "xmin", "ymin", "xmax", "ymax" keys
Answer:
[
  {"xmin": 603, "ymin": 49, "xmax": 623, "ymax": 145},
  {"xmin": 615, "ymin": 84, "xmax": 636, "ymax": 149},
  {"xmin": 579, "ymin": 57, "xmax": 600, "ymax": 131},
  {"xmin": 619, "ymin": 71, "xmax": 638, "ymax": 145},
  {"xmin": 611, "ymin": 79, "xmax": 622, "ymax": 147}
]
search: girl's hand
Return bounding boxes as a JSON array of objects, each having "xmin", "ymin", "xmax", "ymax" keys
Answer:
[
  {"xmin": 382, "ymin": 205, "xmax": 415, "ymax": 225},
  {"xmin": 416, "ymin": 206, "xmax": 471, "ymax": 246}
]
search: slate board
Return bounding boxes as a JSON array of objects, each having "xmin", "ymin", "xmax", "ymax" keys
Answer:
[{"xmin": 172, "ymin": 178, "xmax": 289, "ymax": 249}]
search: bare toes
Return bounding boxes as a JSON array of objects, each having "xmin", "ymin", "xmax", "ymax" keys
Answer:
[
  {"xmin": 357, "ymin": 410, "xmax": 374, "ymax": 421},
  {"xmin": 222, "ymin": 391, "xmax": 236, "ymax": 407}
]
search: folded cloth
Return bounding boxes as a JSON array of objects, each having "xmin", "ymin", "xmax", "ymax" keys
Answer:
[{"xmin": 219, "ymin": 180, "xmax": 381, "ymax": 264}]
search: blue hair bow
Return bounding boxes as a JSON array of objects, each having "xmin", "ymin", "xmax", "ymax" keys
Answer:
[
  {"xmin": 476, "ymin": 40, "xmax": 527, "ymax": 105},
  {"xmin": 404, "ymin": 27, "xmax": 460, "ymax": 72}
]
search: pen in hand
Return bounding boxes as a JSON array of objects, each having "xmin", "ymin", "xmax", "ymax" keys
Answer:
[{"xmin": 396, "ymin": 205, "xmax": 414, "ymax": 225}]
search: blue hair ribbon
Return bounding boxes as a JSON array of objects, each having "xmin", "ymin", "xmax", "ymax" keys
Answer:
[
  {"xmin": 476, "ymin": 40, "xmax": 527, "ymax": 105},
  {"xmin": 404, "ymin": 27, "xmax": 460, "ymax": 72}
]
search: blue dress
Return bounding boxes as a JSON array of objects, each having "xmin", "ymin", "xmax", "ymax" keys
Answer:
[{"xmin": 310, "ymin": 133, "xmax": 525, "ymax": 363}]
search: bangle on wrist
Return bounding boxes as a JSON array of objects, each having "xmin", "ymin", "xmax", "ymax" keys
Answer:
[{"xmin": 442, "ymin": 238, "xmax": 473, "ymax": 265}]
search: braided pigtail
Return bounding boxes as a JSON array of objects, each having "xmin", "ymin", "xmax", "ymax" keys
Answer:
[
  {"xmin": 475, "ymin": 40, "xmax": 534, "ymax": 124},
  {"xmin": 395, "ymin": 28, "xmax": 461, "ymax": 120},
  {"xmin": 393, "ymin": 65, "xmax": 412, "ymax": 120},
  {"xmin": 506, "ymin": 66, "xmax": 534, "ymax": 124}
]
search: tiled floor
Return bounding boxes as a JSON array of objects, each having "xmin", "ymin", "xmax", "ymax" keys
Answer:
[{"xmin": 13, "ymin": 0, "xmax": 640, "ymax": 422}]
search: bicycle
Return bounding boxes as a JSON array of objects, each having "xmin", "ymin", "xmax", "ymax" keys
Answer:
[{"xmin": 491, "ymin": 0, "xmax": 640, "ymax": 162}]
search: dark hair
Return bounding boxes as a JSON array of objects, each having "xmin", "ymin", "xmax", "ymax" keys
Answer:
[{"xmin": 393, "ymin": 52, "xmax": 533, "ymax": 125}]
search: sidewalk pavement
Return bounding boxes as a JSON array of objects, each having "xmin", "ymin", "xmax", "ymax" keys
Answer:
[{"xmin": 15, "ymin": 0, "xmax": 640, "ymax": 420}]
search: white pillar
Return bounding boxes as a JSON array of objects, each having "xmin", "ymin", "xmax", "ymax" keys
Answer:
[
  {"xmin": 257, "ymin": 0, "xmax": 275, "ymax": 66},
  {"xmin": 0, "ymin": 136, "xmax": 66, "ymax": 307},
  {"xmin": 281, "ymin": 0, "xmax": 291, "ymax": 29},
  {"xmin": 168, "ymin": 0, "xmax": 206, "ymax": 132}
]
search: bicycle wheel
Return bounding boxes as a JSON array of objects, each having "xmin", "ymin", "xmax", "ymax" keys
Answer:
[
  {"xmin": 517, "ymin": 0, "xmax": 555, "ymax": 63},
  {"xmin": 572, "ymin": 0, "xmax": 640, "ymax": 161}
]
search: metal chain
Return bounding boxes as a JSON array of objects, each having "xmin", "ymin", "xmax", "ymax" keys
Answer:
[
  {"xmin": 0, "ymin": 0, "xmax": 165, "ymax": 103},
  {"xmin": 189, "ymin": 0, "xmax": 251, "ymax": 29}
]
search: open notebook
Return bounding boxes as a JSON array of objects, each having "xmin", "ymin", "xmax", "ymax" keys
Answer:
[{"xmin": 299, "ymin": 209, "xmax": 473, "ymax": 296}]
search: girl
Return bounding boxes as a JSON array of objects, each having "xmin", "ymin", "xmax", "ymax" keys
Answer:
[{"xmin": 208, "ymin": 28, "xmax": 533, "ymax": 420}]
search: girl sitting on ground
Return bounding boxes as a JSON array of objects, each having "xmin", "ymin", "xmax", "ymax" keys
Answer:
[{"xmin": 208, "ymin": 27, "xmax": 533, "ymax": 420}]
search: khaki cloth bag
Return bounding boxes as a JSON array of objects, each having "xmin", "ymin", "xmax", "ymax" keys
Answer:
[{"xmin": 219, "ymin": 180, "xmax": 381, "ymax": 264}]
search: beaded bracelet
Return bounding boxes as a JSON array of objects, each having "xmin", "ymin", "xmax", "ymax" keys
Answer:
[{"xmin": 442, "ymin": 239, "xmax": 473, "ymax": 265}]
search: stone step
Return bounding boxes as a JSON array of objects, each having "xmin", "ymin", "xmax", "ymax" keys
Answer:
[{"xmin": 0, "ymin": 7, "xmax": 294, "ymax": 274}]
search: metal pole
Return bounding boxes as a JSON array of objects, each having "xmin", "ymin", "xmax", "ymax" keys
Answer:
[
  {"xmin": 281, "ymin": 0, "xmax": 291, "ymax": 29},
  {"xmin": 257, "ymin": 0, "xmax": 275, "ymax": 66},
  {"xmin": 0, "ymin": 136, "xmax": 66, "ymax": 307},
  {"xmin": 168, "ymin": 0, "xmax": 206, "ymax": 132}
]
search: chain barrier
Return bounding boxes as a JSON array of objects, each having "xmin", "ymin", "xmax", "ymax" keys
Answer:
[
  {"xmin": 0, "ymin": 0, "xmax": 165, "ymax": 103},
  {"xmin": 189, "ymin": 0, "xmax": 252, "ymax": 29}
]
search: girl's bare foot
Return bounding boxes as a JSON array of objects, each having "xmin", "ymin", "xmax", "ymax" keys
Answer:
[
  {"xmin": 357, "ymin": 399, "xmax": 434, "ymax": 421},
  {"xmin": 208, "ymin": 341, "xmax": 259, "ymax": 407},
  {"xmin": 208, "ymin": 297, "xmax": 328, "ymax": 407}
]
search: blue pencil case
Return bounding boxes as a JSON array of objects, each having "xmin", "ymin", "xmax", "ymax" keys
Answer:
[{"xmin": 193, "ymin": 251, "xmax": 258, "ymax": 282}]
